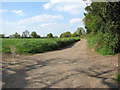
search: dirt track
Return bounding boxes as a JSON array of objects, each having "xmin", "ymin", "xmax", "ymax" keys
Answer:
[{"xmin": 2, "ymin": 39, "xmax": 119, "ymax": 88}]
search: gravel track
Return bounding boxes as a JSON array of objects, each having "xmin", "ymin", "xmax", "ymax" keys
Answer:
[{"xmin": 2, "ymin": 39, "xmax": 119, "ymax": 88}]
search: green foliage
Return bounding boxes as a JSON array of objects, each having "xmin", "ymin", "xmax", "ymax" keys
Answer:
[
  {"xmin": 22, "ymin": 30, "xmax": 30, "ymax": 38},
  {"xmin": 0, "ymin": 34, "xmax": 5, "ymax": 38},
  {"xmin": 13, "ymin": 32, "xmax": 20, "ymax": 38},
  {"xmin": 47, "ymin": 33, "xmax": 53, "ymax": 38},
  {"xmin": 54, "ymin": 36, "xmax": 58, "ymax": 38},
  {"xmin": 1, "ymin": 39, "xmax": 19, "ymax": 53},
  {"xmin": 2, "ymin": 38, "xmax": 80, "ymax": 54},
  {"xmin": 86, "ymin": 32, "xmax": 119, "ymax": 55},
  {"xmin": 60, "ymin": 31, "xmax": 71, "ymax": 38},
  {"xmin": 76, "ymin": 27, "xmax": 86, "ymax": 36},
  {"xmin": 96, "ymin": 32, "xmax": 119, "ymax": 55},
  {"xmin": 85, "ymin": 33, "xmax": 99, "ymax": 49},
  {"xmin": 2, "ymin": 46, "xmax": 11, "ymax": 53},
  {"xmin": 115, "ymin": 74, "xmax": 120, "ymax": 82},
  {"xmin": 84, "ymin": 2, "xmax": 120, "ymax": 55},
  {"xmin": 72, "ymin": 32, "xmax": 78, "ymax": 37},
  {"xmin": 36, "ymin": 35, "xmax": 41, "ymax": 38},
  {"xmin": 31, "ymin": 31, "xmax": 38, "ymax": 38},
  {"xmin": 76, "ymin": 27, "xmax": 82, "ymax": 36}
]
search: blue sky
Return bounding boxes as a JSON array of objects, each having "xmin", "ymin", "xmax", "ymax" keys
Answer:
[{"xmin": 0, "ymin": 0, "xmax": 88, "ymax": 37}]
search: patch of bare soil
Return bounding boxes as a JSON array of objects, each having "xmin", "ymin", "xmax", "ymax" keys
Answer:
[{"xmin": 2, "ymin": 39, "xmax": 119, "ymax": 88}]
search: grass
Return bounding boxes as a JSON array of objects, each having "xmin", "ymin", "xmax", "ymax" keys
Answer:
[
  {"xmin": 84, "ymin": 32, "xmax": 119, "ymax": 55},
  {"xmin": 1, "ymin": 37, "xmax": 80, "ymax": 54},
  {"xmin": 115, "ymin": 74, "xmax": 120, "ymax": 82},
  {"xmin": 85, "ymin": 34, "xmax": 99, "ymax": 49}
]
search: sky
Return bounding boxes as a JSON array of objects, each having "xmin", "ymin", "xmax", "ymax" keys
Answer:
[{"xmin": 0, "ymin": 0, "xmax": 89, "ymax": 37}]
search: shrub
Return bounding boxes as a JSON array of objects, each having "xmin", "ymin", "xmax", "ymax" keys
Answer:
[{"xmin": 115, "ymin": 74, "xmax": 120, "ymax": 82}]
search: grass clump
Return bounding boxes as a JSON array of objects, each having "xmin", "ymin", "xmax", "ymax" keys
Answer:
[{"xmin": 85, "ymin": 33, "xmax": 99, "ymax": 49}]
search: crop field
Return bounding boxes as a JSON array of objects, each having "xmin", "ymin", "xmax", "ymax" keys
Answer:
[{"xmin": 1, "ymin": 37, "xmax": 80, "ymax": 54}]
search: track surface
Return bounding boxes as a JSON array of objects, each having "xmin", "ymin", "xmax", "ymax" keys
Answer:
[{"xmin": 2, "ymin": 39, "xmax": 119, "ymax": 88}]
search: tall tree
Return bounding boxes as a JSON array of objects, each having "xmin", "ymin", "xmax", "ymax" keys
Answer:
[
  {"xmin": 31, "ymin": 31, "xmax": 37, "ymax": 38},
  {"xmin": 72, "ymin": 32, "xmax": 78, "ymax": 37},
  {"xmin": 76, "ymin": 27, "xmax": 85, "ymax": 36},
  {"xmin": 13, "ymin": 32, "xmax": 20, "ymax": 38},
  {"xmin": 37, "ymin": 35, "xmax": 41, "ymax": 38},
  {"xmin": 60, "ymin": 31, "xmax": 71, "ymax": 38},
  {"xmin": 22, "ymin": 30, "xmax": 30, "ymax": 38},
  {"xmin": 47, "ymin": 33, "xmax": 53, "ymax": 38},
  {"xmin": 84, "ymin": 2, "xmax": 120, "ymax": 54}
]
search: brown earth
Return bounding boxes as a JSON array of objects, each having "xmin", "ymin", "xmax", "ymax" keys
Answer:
[{"xmin": 2, "ymin": 39, "xmax": 119, "ymax": 88}]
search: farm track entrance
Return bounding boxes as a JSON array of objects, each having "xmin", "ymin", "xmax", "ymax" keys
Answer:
[{"xmin": 2, "ymin": 39, "xmax": 119, "ymax": 88}]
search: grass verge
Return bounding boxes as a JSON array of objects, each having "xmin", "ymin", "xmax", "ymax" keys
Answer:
[{"xmin": 84, "ymin": 32, "xmax": 119, "ymax": 55}]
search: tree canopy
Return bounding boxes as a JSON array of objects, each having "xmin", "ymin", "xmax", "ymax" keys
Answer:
[
  {"xmin": 47, "ymin": 33, "xmax": 53, "ymax": 38},
  {"xmin": 76, "ymin": 27, "xmax": 86, "ymax": 36},
  {"xmin": 22, "ymin": 30, "xmax": 30, "ymax": 38},
  {"xmin": 0, "ymin": 34, "xmax": 5, "ymax": 38},
  {"xmin": 83, "ymin": 2, "xmax": 120, "ymax": 54},
  {"xmin": 31, "ymin": 31, "xmax": 37, "ymax": 38},
  {"xmin": 13, "ymin": 32, "xmax": 20, "ymax": 38},
  {"xmin": 72, "ymin": 32, "xmax": 78, "ymax": 37},
  {"xmin": 60, "ymin": 31, "xmax": 71, "ymax": 38}
]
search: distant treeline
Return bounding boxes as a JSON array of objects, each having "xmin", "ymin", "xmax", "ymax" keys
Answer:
[{"xmin": 0, "ymin": 27, "xmax": 86, "ymax": 38}]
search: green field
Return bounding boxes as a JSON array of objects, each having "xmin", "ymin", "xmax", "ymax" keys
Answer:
[{"xmin": 1, "ymin": 37, "xmax": 80, "ymax": 54}]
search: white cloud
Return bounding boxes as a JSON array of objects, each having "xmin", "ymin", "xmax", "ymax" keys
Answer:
[
  {"xmin": 44, "ymin": 3, "xmax": 53, "ymax": 9},
  {"xmin": 12, "ymin": 10, "xmax": 24, "ymax": 16},
  {"xmin": 43, "ymin": 0, "xmax": 88, "ymax": 14},
  {"xmin": 70, "ymin": 18, "xmax": 82, "ymax": 24},
  {"xmin": 58, "ymin": 5, "xmax": 84, "ymax": 14},
  {"xmin": 18, "ymin": 14, "xmax": 63, "ymax": 24},
  {"xmin": 0, "ymin": 9, "xmax": 8, "ymax": 13},
  {"xmin": 39, "ymin": 23, "xmax": 57, "ymax": 27}
]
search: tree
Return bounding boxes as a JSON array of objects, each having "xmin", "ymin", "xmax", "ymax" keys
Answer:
[
  {"xmin": 60, "ymin": 33, "xmax": 64, "ymax": 38},
  {"xmin": 72, "ymin": 32, "xmax": 78, "ymax": 37},
  {"xmin": 54, "ymin": 36, "xmax": 58, "ymax": 38},
  {"xmin": 60, "ymin": 31, "xmax": 71, "ymax": 38},
  {"xmin": 31, "ymin": 31, "xmax": 37, "ymax": 38},
  {"xmin": 76, "ymin": 27, "xmax": 84, "ymax": 36},
  {"xmin": 37, "ymin": 35, "xmax": 41, "ymax": 38},
  {"xmin": 64, "ymin": 31, "xmax": 71, "ymax": 37},
  {"xmin": 84, "ymin": 2, "xmax": 120, "ymax": 54},
  {"xmin": 22, "ymin": 30, "xmax": 30, "ymax": 38},
  {"xmin": 0, "ymin": 34, "xmax": 5, "ymax": 38},
  {"xmin": 47, "ymin": 33, "xmax": 53, "ymax": 38},
  {"xmin": 13, "ymin": 32, "xmax": 20, "ymax": 38}
]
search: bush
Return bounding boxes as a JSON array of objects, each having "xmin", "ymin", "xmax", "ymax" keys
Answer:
[
  {"xmin": 86, "ymin": 31, "xmax": 119, "ymax": 55},
  {"xmin": 115, "ymin": 74, "xmax": 120, "ymax": 82},
  {"xmin": 96, "ymin": 32, "xmax": 119, "ymax": 55}
]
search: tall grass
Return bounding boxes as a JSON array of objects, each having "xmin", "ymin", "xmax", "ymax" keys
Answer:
[
  {"xmin": 85, "ymin": 33, "xmax": 99, "ymax": 49},
  {"xmin": 85, "ymin": 32, "xmax": 118, "ymax": 55},
  {"xmin": 2, "ymin": 38, "xmax": 80, "ymax": 54}
]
